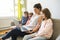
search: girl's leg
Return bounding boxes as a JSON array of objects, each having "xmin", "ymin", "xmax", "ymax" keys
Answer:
[
  {"xmin": 23, "ymin": 35, "xmax": 33, "ymax": 40},
  {"xmin": 28, "ymin": 36, "xmax": 47, "ymax": 40}
]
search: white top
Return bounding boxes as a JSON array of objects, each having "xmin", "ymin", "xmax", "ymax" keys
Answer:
[
  {"xmin": 35, "ymin": 19, "xmax": 53, "ymax": 39},
  {"xmin": 27, "ymin": 14, "xmax": 40, "ymax": 27},
  {"xmin": 21, "ymin": 14, "xmax": 41, "ymax": 31}
]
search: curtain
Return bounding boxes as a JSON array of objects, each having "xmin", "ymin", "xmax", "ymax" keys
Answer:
[{"xmin": 18, "ymin": 0, "xmax": 23, "ymax": 20}]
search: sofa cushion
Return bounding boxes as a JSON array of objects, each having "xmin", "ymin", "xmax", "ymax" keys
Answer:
[
  {"xmin": 17, "ymin": 19, "xmax": 60, "ymax": 40},
  {"xmin": 50, "ymin": 19, "xmax": 60, "ymax": 40}
]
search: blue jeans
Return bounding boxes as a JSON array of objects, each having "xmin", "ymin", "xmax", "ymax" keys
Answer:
[
  {"xmin": 2, "ymin": 27, "xmax": 28, "ymax": 40},
  {"xmin": 23, "ymin": 35, "xmax": 47, "ymax": 40},
  {"xmin": 56, "ymin": 35, "xmax": 60, "ymax": 40}
]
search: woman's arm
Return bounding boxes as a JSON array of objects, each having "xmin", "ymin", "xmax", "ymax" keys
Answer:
[
  {"xmin": 31, "ymin": 16, "xmax": 43, "ymax": 33},
  {"xmin": 25, "ymin": 16, "xmax": 43, "ymax": 33}
]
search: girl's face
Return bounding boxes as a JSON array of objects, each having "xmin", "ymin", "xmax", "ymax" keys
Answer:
[
  {"xmin": 23, "ymin": 13, "xmax": 28, "ymax": 17},
  {"xmin": 28, "ymin": 14, "xmax": 33, "ymax": 19},
  {"xmin": 41, "ymin": 12, "xmax": 46, "ymax": 19},
  {"xmin": 34, "ymin": 8, "xmax": 40, "ymax": 14}
]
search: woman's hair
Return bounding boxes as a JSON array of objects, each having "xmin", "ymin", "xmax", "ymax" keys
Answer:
[
  {"xmin": 42, "ymin": 8, "xmax": 51, "ymax": 19},
  {"xmin": 34, "ymin": 3, "xmax": 42, "ymax": 11}
]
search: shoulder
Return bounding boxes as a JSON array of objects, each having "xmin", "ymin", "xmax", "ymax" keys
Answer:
[
  {"xmin": 47, "ymin": 19, "xmax": 52, "ymax": 22},
  {"xmin": 22, "ymin": 16, "xmax": 25, "ymax": 18},
  {"xmin": 47, "ymin": 19, "xmax": 53, "ymax": 24},
  {"xmin": 38, "ymin": 15, "xmax": 43, "ymax": 19},
  {"xmin": 22, "ymin": 16, "xmax": 27, "ymax": 19},
  {"xmin": 39, "ymin": 15, "xmax": 44, "ymax": 18}
]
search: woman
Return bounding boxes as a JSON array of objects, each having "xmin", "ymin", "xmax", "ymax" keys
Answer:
[
  {"xmin": 23, "ymin": 8, "xmax": 53, "ymax": 40},
  {"xmin": 0, "ymin": 3, "xmax": 42, "ymax": 40}
]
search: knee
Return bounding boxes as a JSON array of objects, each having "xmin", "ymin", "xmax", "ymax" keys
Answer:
[
  {"xmin": 23, "ymin": 35, "xmax": 29, "ymax": 40},
  {"xmin": 28, "ymin": 39, "xmax": 33, "ymax": 40},
  {"xmin": 23, "ymin": 35, "xmax": 32, "ymax": 40}
]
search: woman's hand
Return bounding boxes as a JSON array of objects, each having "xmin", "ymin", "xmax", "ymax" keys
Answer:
[{"xmin": 25, "ymin": 30, "xmax": 33, "ymax": 33}]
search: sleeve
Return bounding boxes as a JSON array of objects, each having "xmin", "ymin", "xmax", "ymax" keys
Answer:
[
  {"xmin": 22, "ymin": 17, "xmax": 28, "ymax": 25},
  {"xmin": 36, "ymin": 19, "xmax": 53, "ymax": 36}
]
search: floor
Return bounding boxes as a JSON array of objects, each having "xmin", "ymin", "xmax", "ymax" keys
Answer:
[
  {"xmin": 0, "ymin": 27, "xmax": 23, "ymax": 40},
  {"xmin": 0, "ymin": 29, "xmax": 11, "ymax": 35}
]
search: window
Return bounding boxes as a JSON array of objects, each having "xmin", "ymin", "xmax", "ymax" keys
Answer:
[{"xmin": 0, "ymin": 0, "xmax": 14, "ymax": 17}]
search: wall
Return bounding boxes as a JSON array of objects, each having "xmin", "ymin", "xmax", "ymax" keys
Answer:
[
  {"xmin": 0, "ymin": 17, "xmax": 18, "ymax": 29},
  {"xmin": 27, "ymin": 0, "xmax": 60, "ymax": 19},
  {"xmin": 0, "ymin": 0, "xmax": 14, "ymax": 17},
  {"xmin": 0, "ymin": 17, "xmax": 13, "ymax": 28}
]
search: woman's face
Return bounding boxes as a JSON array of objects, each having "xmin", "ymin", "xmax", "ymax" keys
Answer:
[{"xmin": 34, "ymin": 8, "xmax": 40, "ymax": 14}]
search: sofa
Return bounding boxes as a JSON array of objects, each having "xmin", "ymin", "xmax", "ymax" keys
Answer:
[
  {"xmin": 17, "ymin": 19, "xmax": 60, "ymax": 40},
  {"xmin": 49, "ymin": 19, "xmax": 60, "ymax": 40},
  {"xmin": 6, "ymin": 18, "xmax": 60, "ymax": 40},
  {"xmin": 0, "ymin": 18, "xmax": 60, "ymax": 40}
]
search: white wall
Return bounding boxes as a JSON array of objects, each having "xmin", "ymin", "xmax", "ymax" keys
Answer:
[
  {"xmin": 0, "ymin": 0, "xmax": 14, "ymax": 17},
  {"xmin": 0, "ymin": 17, "xmax": 18, "ymax": 28},
  {"xmin": 27, "ymin": 0, "xmax": 40, "ymax": 13},
  {"xmin": 27, "ymin": 0, "xmax": 60, "ymax": 19}
]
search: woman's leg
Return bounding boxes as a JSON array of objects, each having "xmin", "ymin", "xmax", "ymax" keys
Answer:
[
  {"xmin": 2, "ymin": 29, "xmax": 15, "ymax": 40},
  {"xmin": 2, "ymin": 28, "xmax": 20, "ymax": 40},
  {"xmin": 11, "ymin": 36, "xmax": 17, "ymax": 40},
  {"xmin": 2, "ymin": 27, "xmax": 28, "ymax": 40}
]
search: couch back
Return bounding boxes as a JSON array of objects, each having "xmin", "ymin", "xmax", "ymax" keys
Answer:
[{"xmin": 50, "ymin": 19, "xmax": 60, "ymax": 40}]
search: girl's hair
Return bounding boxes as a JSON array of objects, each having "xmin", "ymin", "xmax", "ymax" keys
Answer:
[
  {"xmin": 34, "ymin": 3, "xmax": 42, "ymax": 11},
  {"xmin": 42, "ymin": 8, "xmax": 51, "ymax": 19},
  {"xmin": 24, "ymin": 11, "xmax": 29, "ymax": 18},
  {"xmin": 24, "ymin": 11, "xmax": 28, "ymax": 15},
  {"xmin": 29, "ymin": 12, "xmax": 33, "ymax": 16}
]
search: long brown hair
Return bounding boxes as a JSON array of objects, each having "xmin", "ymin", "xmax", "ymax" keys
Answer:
[{"xmin": 42, "ymin": 8, "xmax": 51, "ymax": 19}]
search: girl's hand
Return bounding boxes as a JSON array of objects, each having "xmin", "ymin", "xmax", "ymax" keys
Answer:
[{"xmin": 32, "ymin": 35, "xmax": 36, "ymax": 38}]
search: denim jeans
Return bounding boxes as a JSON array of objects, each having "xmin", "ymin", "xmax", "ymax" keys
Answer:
[
  {"xmin": 23, "ymin": 35, "xmax": 47, "ymax": 40},
  {"xmin": 2, "ymin": 27, "xmax": 28, "ymax": 40}
]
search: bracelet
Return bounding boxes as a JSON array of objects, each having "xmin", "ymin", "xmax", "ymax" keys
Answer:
[{"xmin": 30, "ymin": 30, "xmax": 34, "ymax": 33}]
